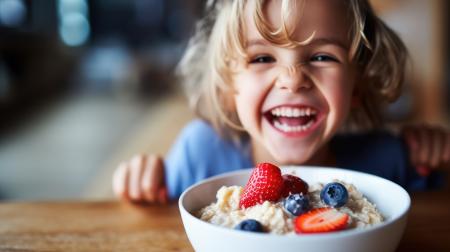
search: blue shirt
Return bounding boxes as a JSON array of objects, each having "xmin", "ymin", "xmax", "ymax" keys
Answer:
[{"xmin": 164, "ymin": 119, "xmax": 443, "ymax": 199}]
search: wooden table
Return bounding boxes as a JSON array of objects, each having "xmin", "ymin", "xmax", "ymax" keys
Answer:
[{"xmin": 1, "ymin": 190, "xmax": 449, "ymax": 252}]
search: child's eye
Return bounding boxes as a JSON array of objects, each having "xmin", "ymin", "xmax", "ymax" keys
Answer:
[
  {"xmin": 250, "ymin": 55, "xmax": 275, "ymax": 64},
  {"xmin": 310, "ymin": 54, "xmax": 338, "ymax": 62}
]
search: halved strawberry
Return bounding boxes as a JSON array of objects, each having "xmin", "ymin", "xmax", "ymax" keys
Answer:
[
  {"xmin": 239, "ymin": 163, "xmax": 283, "ymax": 209},
  {"xmin": 280, "ymin": 174, "xmax": 308, "ymax": 197},
  {"xmin": 294, "ymin": 207, "xmax": 349, "ymax": 234}
]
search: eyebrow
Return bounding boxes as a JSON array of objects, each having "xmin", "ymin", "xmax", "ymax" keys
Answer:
[{"xmin": 246, "ymin": 37, "xmax": 348, "ymax": 50}]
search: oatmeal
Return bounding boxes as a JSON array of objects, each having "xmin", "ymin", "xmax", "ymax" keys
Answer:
[
  {"xmin": 198, "ymin": 186, "xmax": 293, "ymax": 234},
  {"xmin": 197, "ymin": 164, "xmax": 383, "ymax": 234}
]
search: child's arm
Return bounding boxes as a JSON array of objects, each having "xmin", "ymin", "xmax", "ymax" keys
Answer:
[
  {"xmin": 402, "ymin": 125, "xmax": 450, "ymax": 176},
  {"xmin": 112, "ymin": 154, "xmax": 168, "ymax": 204}
]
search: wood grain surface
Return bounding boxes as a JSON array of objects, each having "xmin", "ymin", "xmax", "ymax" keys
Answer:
[
  {"xmin": 1, "ymin": 187, "xmax": 449, "ymax": 252},
  {"xmin": 0, "ymin": 201, "xmax": 193, "ymax": 252}
]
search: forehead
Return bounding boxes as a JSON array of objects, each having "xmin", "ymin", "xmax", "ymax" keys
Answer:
[{"xmin": 245, "ymin": 0, "xmax": 351, "ymax": 47}]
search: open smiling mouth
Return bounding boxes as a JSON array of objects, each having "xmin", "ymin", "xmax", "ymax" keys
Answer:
[{"xmin": 264, "ymin": 106, "xmax": 318, "ymax": 134}]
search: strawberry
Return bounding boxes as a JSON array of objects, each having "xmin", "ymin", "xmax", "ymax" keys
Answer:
[
  {"xmin": 294, "ymin": 207, "xmax": 349, "ymax": 234},
  {"xmin": 239, "ymin": 163, "xmax": 283, "ymax": 209},
  {"xmin": 280, "ymin": 174, "xmax": 309, "ymax": 197}
]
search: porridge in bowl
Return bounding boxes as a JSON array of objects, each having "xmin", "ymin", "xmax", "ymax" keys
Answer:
[
  {"xmin": 198, "ymin": 163, "xmax": 383, "ymax": 234},
  {"xmin": 179, "ymin": 164, "xmax": 410, "ymax": 252}
]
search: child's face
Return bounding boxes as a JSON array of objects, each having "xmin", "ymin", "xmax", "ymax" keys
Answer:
[{"xmin": 233, "ymin": 0, "xmax": 356, "ymax": 165}]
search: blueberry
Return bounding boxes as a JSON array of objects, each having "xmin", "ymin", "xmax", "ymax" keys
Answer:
[
  {"xmin": 283, "ymin": 193, "xmax": 310, "ymax": 216},
  {"xmin": 234, "ymin": 219, "xmax": 264, "ymax": 232},
  {"xmin": 320, "ymin": 182, "xmax": 348, "ymax": 208}
]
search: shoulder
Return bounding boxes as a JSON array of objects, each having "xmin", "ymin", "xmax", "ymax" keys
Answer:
[
  {"xmin": 173, "ymin": 119, "xmax": 232, "ymax": 158},
  {"xmin": 332, "ymin": 131, "xmax": 444, "ymax": 191},
  {"xmin": 164, "ymin": 119, "xmax": 252, "ymax": 198},
  {"xmin": 179, "ymin": 119, "xmax": 214, "ymax": 135},
  {"xmin": 175, "ymin": 119, "xmax": 251, "ymax": 159},
  {"xmin": 165, "ymin": 119, "xmax": 224, "ymax": 171},
  {"xmin": 332, "ymin": 131, "xmax": 410, "ymax": 179},
  {"xmin": 177, "ymin": 119, "xmax": 221, "ymax": 145},
  {"xmin": 333, "ymin": 131, "xmax": 405, "ymax": 156}
]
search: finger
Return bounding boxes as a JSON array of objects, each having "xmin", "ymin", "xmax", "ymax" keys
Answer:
[
  {"xmin": 442, "ymin": 133, "xmax": 450, "ymax": 164},
  {"xmin": 112, "ymin": 162, "xmax": 130, "ymax": 200},
  {"xmin": 430, "ymin": 129, "xmax": 445, "ymax": 168},
  {"xmin": 148, "ymin": 156, "xmax": 166, "ymax": 202},
  {"xmin": 141, "ymin": 156, "xmax": 166, "ymax": 203},
  {"xmin": 159, "ymin": 187, "xmax": 169, "ymax": 204},
  {"xmin": 141, "ymin": 158, "xmax": 157, "ymax": 202},
  {"xmin": 416, "ymin": 165, "xmax": 431, "ymax": 177},
  {"xmin": 405, "ymin": 128, "xmax": 420, "ymax": 166},
  {"xmin": 418, "ymin": 127, "xmax": 431, "ymax": 166},
  {"xmin": 402, "ymin": 127, "xmax": 419, "ymax": 151},
  {"xmin": 129, "ymin": 154, "xmax": 146, "ymax": 201}
]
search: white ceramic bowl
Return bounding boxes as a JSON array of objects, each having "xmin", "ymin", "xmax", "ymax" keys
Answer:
[{"xmin": 179, "ymin": 166, "xmax": 410, "ymax": 252}]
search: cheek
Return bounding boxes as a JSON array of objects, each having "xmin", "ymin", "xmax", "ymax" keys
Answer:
[
  {"xmin": 338, "ymin": 73, "xmax": 355, "ymax": 113},
  {"xmin": 233, "ymin": 76, "xmax": 258, "ymax": 124},
  {"xmin": 233, "ymin": 73, "xmax": 272, "ymax": 129},
  {"xmin": 329, "ymin": 84, "xmax": 353, "ymax": 112},
  {"xmin": 319, "ymin": 70, "xmax": 355, "ymax": 124}
]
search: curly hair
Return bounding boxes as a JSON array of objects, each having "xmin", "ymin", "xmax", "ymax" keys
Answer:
[{"xmin": 176, "ymin": 0, "xmax": 408, "ymax": 139}]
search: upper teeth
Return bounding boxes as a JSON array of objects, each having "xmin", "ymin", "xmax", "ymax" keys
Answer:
[{"xmin": 271, "ymin": 107, "xmax": 317, "ymax": 117}]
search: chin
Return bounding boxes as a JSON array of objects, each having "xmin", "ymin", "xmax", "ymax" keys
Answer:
[
  {"xmin": 266, "ymin": 140, "xmax": 319, "ymax": 166},
  {"xmin": 271, "ymin": 151, "xmax": 312, "ymax": 166}
]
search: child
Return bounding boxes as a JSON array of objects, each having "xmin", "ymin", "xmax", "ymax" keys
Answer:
[{"xmin": 112, "ymin": 0, "xmax": 449, "ymax": 203}]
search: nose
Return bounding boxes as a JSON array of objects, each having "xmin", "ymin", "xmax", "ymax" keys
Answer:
[{"xmin": 275, "ymin": 64, "xmax": 312, "ymax": 93}]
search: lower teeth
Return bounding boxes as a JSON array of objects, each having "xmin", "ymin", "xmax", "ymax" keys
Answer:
[{"xmin": 274, "ymin": 120, "xmax": 314, "ymax": 132}]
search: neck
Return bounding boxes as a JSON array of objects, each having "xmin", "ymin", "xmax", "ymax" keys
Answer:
[
  {"xmin": 304, "ymin": 144, "xmax": 336, "ymax": 167},
  {"xmin": 251, "ymin": 142, "xmax": 336, "ymax": 167}
]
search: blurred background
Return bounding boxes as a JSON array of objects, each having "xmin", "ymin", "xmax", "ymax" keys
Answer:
[{"xmin": 0, "ymin": 0, "xmax": 448, "ymax": 201}]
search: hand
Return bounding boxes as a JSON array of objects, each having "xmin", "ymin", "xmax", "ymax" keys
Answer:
[
  {"xmin": 402, "ymin": 124, "xmax": 450, "ymax": 176},
  {"xmin": 112, "ymin": 154, "xmax": 168, "ymax": 204}
]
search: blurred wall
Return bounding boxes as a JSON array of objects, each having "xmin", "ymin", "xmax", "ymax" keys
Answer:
[
  {"xmin": 0, "ymin": 0, "xmax": 203, "ymax": 132},
  {"xmin": 371, "ymin": 0, "xmax": 449, "ymax": 125},
  {"xmin": 0, "ymin": 0, "xmax": 203, "ymax": 200}
]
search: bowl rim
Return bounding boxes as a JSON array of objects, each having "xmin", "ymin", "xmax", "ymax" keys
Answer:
[{"xmin": 179, "ymin": 165, "xmax": 411, "ymax": 240}]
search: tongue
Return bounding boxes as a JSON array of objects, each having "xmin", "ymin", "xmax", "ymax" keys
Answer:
[{"xmin": 276, "ymin": 116, "xmax": 313, "ymax": 126}]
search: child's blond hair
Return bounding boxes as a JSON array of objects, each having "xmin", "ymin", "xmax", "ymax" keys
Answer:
[{"xmin": 177, "ymin": 0, "xmax": 408, "ymax": 139}]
